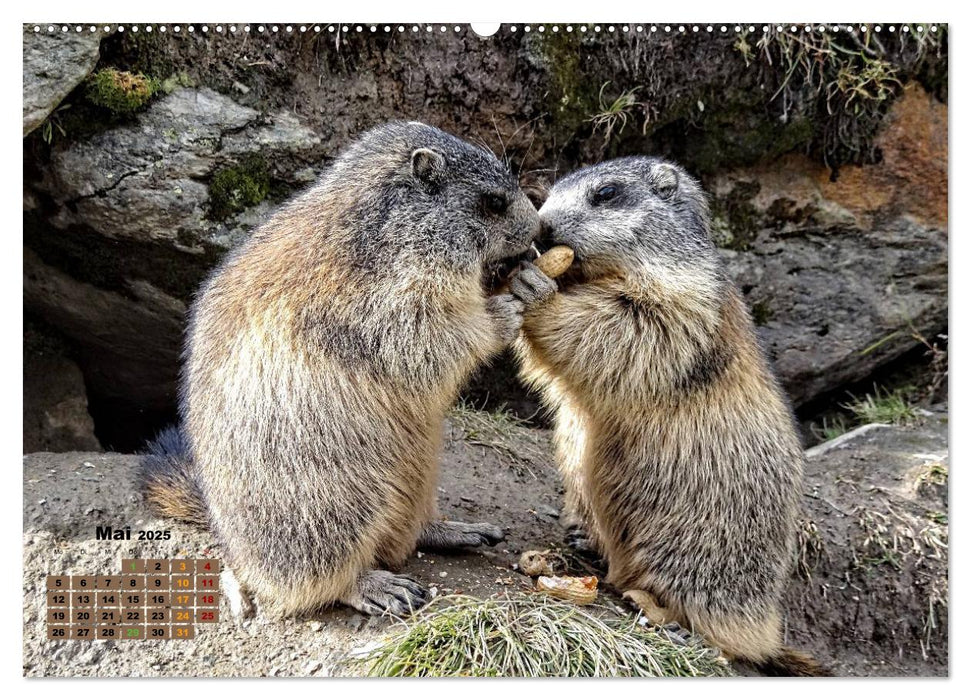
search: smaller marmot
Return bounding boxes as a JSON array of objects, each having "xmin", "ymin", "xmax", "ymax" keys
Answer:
[
  {"xmin": 140, "ymin": 121, "xmax": 540, "ymax": 618},
  {"xmin": 509, "ymin": 157, "xmax": 828, "ymax": 676}
]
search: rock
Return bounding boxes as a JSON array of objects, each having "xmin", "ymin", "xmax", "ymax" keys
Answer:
[
  {"xmin": 22, "ymin": 27, "xmax": 103, "ymax": 136},
  {"xmin": 23, "ymin": 248, "xmax": 184, "ymax": 448},
  {"xmin": 42, "ymin": 88, "xmax": 319, "ymax": 250},
  {"xmin": 23, "ymin": 321, "xmax": 100, "ymax": 452},
  {"xmin": 712, "ymin": 83, "xmax": 948, "ymax": 406},
  {"xmin": 22, "ymin": 31, "xmax": 947, "ymax": 447},
  {"xmin": 725, "ymin": 214, "xmax": 945, "ymax": 407},
  {"xmin": 784, "ymin": 410, "xmax": 948, "ymax": 676}
]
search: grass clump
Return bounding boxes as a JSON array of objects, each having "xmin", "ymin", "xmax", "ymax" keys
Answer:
[
  {"xmin": 811, "ymin": 415, "xmax": 850, "ymax": 442},
  {"xmin": 208, "ymin": 156, "xmax": 271, "ymax": 220},
  {"xmin": 86, "ymin": 68, "xmax": 160, "ymax": 115},
  {"xmin": 914, "ymin": 461, "xmax": 948, "ymax": 494},
  {"xmin": 40, "ymin": 104, "xmax": 71, "ymax": 145},
  {"xmin": 735, "ymin": 24, "xmax": 946, "ymax": 167},
  {"xmin": 347, "ymin": 593, "xmax": 733, "ymax": 677},
  {"xmin": 842, "ymin": 386, "xmax": 918, "ymax": 425},
  {"xmin": 588, "ymin": 82, "xmax": 645, "ymax": 145},
  {"xmin": 854, "ymin": 503, "xmax": 947, "ymax": 572}
]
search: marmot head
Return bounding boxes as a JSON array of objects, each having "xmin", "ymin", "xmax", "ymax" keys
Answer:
[
  {"xmin": 537, "ymin": 157, "xmax": 722, "ymax": 286},
  {"xmin": 322, "ymin": 121, "xmax": 540, "ymax": 275}
]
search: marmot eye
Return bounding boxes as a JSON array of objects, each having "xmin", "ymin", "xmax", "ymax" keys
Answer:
[
  {"xmin": 592, "ymin": 185, "xmax": 618, "ymax": 205},
  {"xmin": 482, "ymin": 193, "xmax": 509, "ymax": 215}
]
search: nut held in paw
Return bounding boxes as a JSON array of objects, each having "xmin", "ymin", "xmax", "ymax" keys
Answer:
[
  {"xmin": 496, "ymin": 245, "xmax": 574, "ymax": 294},
  {"xmin": 533, "ymin": 245, "xmax": 575, "ymax": 279}
]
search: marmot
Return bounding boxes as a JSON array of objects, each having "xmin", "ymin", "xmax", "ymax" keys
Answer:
[
  {"xmin": 139, "ymin": 121, "xmax": 540, "ymax": 618},
  {"xmin": 509, "ymin": 156, "xmax": 828, "ymax": 676}
]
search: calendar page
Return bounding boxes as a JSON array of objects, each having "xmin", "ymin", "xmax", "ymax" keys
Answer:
[{"xmin": 22, "ymin": 19, "xmax": 948, "ymax": 679}]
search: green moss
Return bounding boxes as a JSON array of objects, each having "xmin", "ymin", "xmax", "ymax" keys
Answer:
[
  {"xmin": 85, "ymin": 68, "xmax": 160, "ymax": 116},
  {"xmin": 710, "ymin": 180, "xmax": 761, "ymax": 251},
  {"xmin": 750, "ymin": 300, "xmax": 773, "ymax": 327},
  {"xmin": 535, "ymin": 29, "xmax": 603, "ymax": 140},
  {"xmin": 113, "ymin": 29, "xmax": 178, "ymax": 79},
  {"xmin": 208, "ymin": 156, "xmax": 271, "ymax": 220},
  {"xmin": 160, "ymin": 72, "xmax": 196, "ymax": 95}
]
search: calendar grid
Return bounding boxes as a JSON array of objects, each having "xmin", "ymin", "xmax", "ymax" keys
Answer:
[{"xmin": 46, "ymin": 558, "xmax": 220, "ymax": 640}]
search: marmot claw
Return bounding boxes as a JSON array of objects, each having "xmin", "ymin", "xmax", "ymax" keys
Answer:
[
  {"xmin": 509, "ymin": 262, "xmax": 557, "ymax": 307},
  {"xmin": 347, "ymin": 569, "xmax": 429, "ymax": 617}
]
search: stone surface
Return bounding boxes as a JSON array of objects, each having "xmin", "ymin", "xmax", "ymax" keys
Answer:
[
  {"xmin": 22, "ymin": 27, "xmax": 103, "ymax": 136},
  {"xmin": 23, "ymin": 323, "xmax": 100, "ymax": 452},
  {"xmin": 43, "ymin": 87, "xmax": 321, "ymax": 250},
  {"xmin": 711, "ymin": 83, "xmax": 948, "ymax": 405},
  {"xmin": 786, "ymin": 410, "xmax": 948, "ymax": 676}
]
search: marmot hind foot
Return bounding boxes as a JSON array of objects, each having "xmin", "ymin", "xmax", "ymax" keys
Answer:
[
  {"xmin": 417, "ymin": 520, "xmax": 504, "ymax": 551},
  {"xmin": 624, "ymin": 589, "xmax": 677, "ymax": 626},
  {"xmin": 564, "ymin": 525, "xmax": 602, "ymax": 560},
  {"xmin": 341, "ymin": 570, "xmax": 429, "ymax": 617}
]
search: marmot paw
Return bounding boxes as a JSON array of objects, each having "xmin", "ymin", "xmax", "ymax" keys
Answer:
[
  {"xmin": 344, "ymin": 569, "xmax": 429, "ymax": 617},
  {"xmin": 624, "ymin": 589, "xmax": 677, "ymax": 626},
  {"xmin": 565, "ymin": 525, "xmax": 599, "ymax": 557},
  {"xmin": 485, "ymin": 293, "xmax": 525, "ymax": 344},
  {"xmin": 509, "ymin": 262, "xmax": 557, "ymax": 307},
  {"xmin": 417, "ymin": 520, "xmax": 505, "ymax": 550}
]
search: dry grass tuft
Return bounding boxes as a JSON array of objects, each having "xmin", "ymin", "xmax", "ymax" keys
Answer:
[
  {"xmin": 345, "ymin": 593, "xmax": 733, "ymax": 677},
  {"xmin": 450, "ymin": 401, "xmax": 546, "ymax": 477}
]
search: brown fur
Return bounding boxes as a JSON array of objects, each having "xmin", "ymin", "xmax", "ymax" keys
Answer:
[{"xmin": 514, "ymin": 156, "xmax": 828, "ymax": 675}]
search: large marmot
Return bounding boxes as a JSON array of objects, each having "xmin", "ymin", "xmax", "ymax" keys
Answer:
[{"xmin": 139, "ymin": 121, "xmax": 540, "ymax": 617}]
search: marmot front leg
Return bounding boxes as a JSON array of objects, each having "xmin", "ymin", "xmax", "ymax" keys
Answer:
[
  {"xmin": 417, "ymin": 520, "xmax": 504, "ymax": 551},
  {"xmin": 340, "ymin": 569, "xmax": 429, "ymax": 617}
]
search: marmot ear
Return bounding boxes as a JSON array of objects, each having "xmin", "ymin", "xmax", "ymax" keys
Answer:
[
  {"xmin": 650, "ymin": 163, "xmax": 679, "ymax": 199},
  {"xmin": 411, "ymin": 148, "xmax": 446, "ymax": 184}
]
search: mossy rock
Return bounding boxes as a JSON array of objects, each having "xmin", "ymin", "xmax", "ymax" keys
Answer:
[
  {"xmin": 710, "ymin": 180, "xmax": 762, "ymax": 251},
  {"xmin": 533, "ymin": 29, "xmax": 604, "ymax": 143},
  {"xmin": 208, "ymin": 156, "xmax": 271, "ymax": 221},
  {"xmin": 85, "ymin": 68, "xmax": 160, "ymax": 116},
  {"xmin": 750, "ymin": 300, "xmax": 773, "ymax": 327}
]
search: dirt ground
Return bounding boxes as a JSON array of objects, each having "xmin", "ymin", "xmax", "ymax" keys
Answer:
[{"xmin": 22, "ymin": 408, "xmax": 948, "ymax": 677}]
